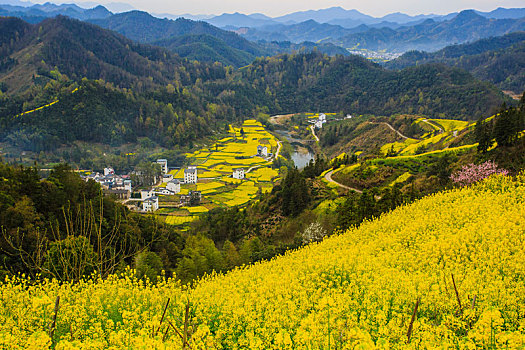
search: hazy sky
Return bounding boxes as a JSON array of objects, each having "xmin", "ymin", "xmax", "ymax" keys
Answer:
[{"xmin": 38, "ymin": 0, "xmax": 525, "ymax": 16}]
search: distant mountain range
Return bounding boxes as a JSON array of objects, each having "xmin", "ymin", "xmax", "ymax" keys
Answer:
[
  {"xmin": 89, "ymin": 11, "xmax": 350, "ymax": 66},
  {"xmin": 331, "ymin": 10, "xmax": 525, "ymax": 52},
  {"xmin": 0, "ymin": 14, "xmax": 511, "ymax": 155},
  {"xmin": 0, "ymin": 2, "xmax": 111, "ymax": 22},
  {"xmin": 1, "ymin": 2, "xmax": 525, "ymax": 61},
  {"xmin": 203, "ymin": 6, "xmax": 525, "ymax": 29}
]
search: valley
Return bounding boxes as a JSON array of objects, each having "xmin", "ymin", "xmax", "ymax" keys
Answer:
[{"xmin": 0, "ymin": 2, "xmax": 524, "ymax": 348}]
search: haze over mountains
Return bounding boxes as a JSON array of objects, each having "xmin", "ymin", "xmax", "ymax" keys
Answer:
[
  {"xmin": 0, "ymin": 0, "xmax": 524, "ymax": 93},
  {"xmin": 2, "ymin": 2, "xmax": 525, "ymax": 55}
]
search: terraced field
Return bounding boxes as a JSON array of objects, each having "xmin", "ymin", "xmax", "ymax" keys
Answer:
[
  {"xmin": 380, "ymin": 117, "xmax": 473, "ymax": 156},
  {"xmin": 162, "ymin": 120, "xmax": 280, "ymax": 225}
]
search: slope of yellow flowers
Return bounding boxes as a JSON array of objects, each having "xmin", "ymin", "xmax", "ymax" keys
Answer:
[{"xmin": 3, "ymin": 174, "xmax": 525, "ymax": 349}]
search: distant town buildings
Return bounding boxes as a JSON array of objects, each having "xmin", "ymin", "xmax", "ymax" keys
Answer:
[
  {"xmin": 184, "ymin": 166, "xmax": 198, "ymax": 184},
  {"xmin": 233, "ymin": 168, "xmax": 245, "ymax": 179},
  {"xmin": 104, "ymin": 167, "xmax": 115, "ymax": 176},
  {"xmin": 257, "ymin": 145, "xmax": 268, "ymax": 157}
]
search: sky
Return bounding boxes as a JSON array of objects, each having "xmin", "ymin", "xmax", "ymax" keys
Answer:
[{"xmin": 34, "ymin": 0, "xmax": 525, "ymax": 17}]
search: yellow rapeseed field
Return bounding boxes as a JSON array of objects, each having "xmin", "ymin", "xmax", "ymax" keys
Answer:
[
  {"xmin": 7, "ymin": 175, "xmax": 524, "ymax": 349},
  {"xmin": 165, "ymin": 120, "xmax": 280, "ymax": 223}
]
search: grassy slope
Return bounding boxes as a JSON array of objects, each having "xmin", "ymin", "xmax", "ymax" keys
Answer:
[{"xmin": 3, "ymin": 174, "xmax": 525, "ymax": 348}]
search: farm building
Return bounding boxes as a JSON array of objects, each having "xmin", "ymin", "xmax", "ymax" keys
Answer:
[
  {"xmin": 142, "ymin": 196, "xmax": 159, "ymax": 212},
  {"xmin": 233, "ymin": 168, "xmax": 245, "ymax": 179},
  {"xmin": 257, "ymin": 145, "xmax": 268, "ymax": 157},
  {"xmin": 184, "ymin": 166, "xmax": 198, "ymax": 184},
  {"xmin": 166, "ymin": 179, "xmax": 181, "ymax": 193},
  {"xmin": 140, "ymin": 189, "xmax": 154, "ymax": 200},
  {"xmin": 154, "ymin": 188, "xmax": 176, "ymax": 196},
  {"xmin": 156, "ymin": 159, "xmax": 168, "ymax": 174},
  {"xmin": 180, "ymin": 190, "xmax": 202, "ymax": 206},
  {"xmin": 162, "ymin": 174, "xmax": 174, "ymax": 183}
]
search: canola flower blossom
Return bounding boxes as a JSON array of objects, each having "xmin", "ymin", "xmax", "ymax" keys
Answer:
[{"xmin": 2, "ymin": 174, "xmax": 525, "ymax": 349}]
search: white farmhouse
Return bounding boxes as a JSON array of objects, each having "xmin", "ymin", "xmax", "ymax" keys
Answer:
[
  {"xmin": 233, "ymin": 168, "xmax": 245, "ymax": 179},
  {"xmin": 162, "ymin": 174, "xmax": 174, "ymax": 183},
  {"xmin": 184, "ymin": 166, "xmax": 198, "ymax": 184},
  {"xmin": 104, "ymin": 167, "xmax": 115, "ymax": 176},
  {"xmin": 123, "ymin": 179, "xmax": 132, "ymax": 192},
  {"xmin": 166, "ymin": 179, "xmax": 181, "ymax": 193},
  {"xmin": 154, "ymin": 188, "xmax": 175, "ymax": 195},
  {"xmin": 142, "ymin": 196, "xmax": 159, "ymax": 212},
  {"xmin": 156, "ymin": 159, "xmax": 168, "ymax": 174},
  {"xmin": 140, "ymin": 189, "xmax": 154, "ymax": 200},
  {"xmin": 257, "ymin": 145, "xmax": 268, "ymax": 157}
]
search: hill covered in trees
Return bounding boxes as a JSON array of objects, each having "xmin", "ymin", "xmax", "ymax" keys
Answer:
[
  {"xmin": 238, "ymin": 53, "xmax": 506, "ymax": 119},
  {"xmin": 386, "ymin": 31, "xmax": 525, "ymax": 94}
]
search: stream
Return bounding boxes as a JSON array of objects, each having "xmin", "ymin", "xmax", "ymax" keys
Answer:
[{"xmin": 275, "ymin": 129, "xmax": 315, "ymax": 169}]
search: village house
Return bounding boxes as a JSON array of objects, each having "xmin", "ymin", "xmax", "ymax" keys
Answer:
[
  {"xmin": 81, "ymin": 169, "xmax": 132, "ymax": 199},
  {"xmin": 180, "ymin": 190, "xmax": 201, "ymax": 206},
  {"xmin": 233, "ymin": 168, "xmax": 245, "ymax": 179},
  {"xmin": 156, "ymin": 159, "xmax": 168, "ymax": 174},
  {"xmin": 166, "ymin": 179, "xmax": 181, "ymax": 193},
  {"xmin": 104, "ymin": 188, "xmax": 131, "ymax": 200},
  {"xmin": 314, "ymin": 113, "xmax": 327, "ymax": 129},
  {"xmin": 162, "ymin": 174, "xmax": 174, "ymax": 183},
  {"xmin": 184, "ymin": 166, "xmax": 198, "ymax": 184},
  {"xmin": 154, "ymin": 188, "xmax": 176, "ymax": 196},
  {"xmin": 140, "ymin": 189, "xmax": 155, "ymax": 200},
  {"xmin": 142, "ymin": 196, "xmax": 159, "ymax": 212},
  {"xmin": 257, "ymin": 145, "xmax": 268, "ymax": 157}
]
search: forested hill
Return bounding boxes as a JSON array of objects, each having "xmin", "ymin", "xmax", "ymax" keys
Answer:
[
  {"xmin": 237, "ymin": 53, "xmax": 506, "ymax": 119},
  {"xmin": 385, "ymin": 32, "xmax": 525, "ymax": 94},
  {"xmin": 0, "ymin": 16, "xmax": 230, "ymax": 94},
  {"xmin": 89, "ymin": 11, "xmax": 266, "ymax": 66}
]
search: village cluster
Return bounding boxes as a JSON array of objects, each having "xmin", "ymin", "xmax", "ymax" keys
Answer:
[{"xmin": 81, "ymin": 143, "xmax": 271, "ymax": 213}]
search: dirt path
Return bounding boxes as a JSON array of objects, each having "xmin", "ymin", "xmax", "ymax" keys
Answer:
[
  {"xmin": 324, "ymin": 169, "xmax": 363, "ymax": 194},
  {"xmin": 421, "ymin": 119, "xmax": 443, "ymax": 133},
  {"xmin": 368, "ymin": 121, "xmax": 412, "ymax": 140},
  {"xmin": 310, "ymin": 125, "xmax": 320, "ymax": 142}
]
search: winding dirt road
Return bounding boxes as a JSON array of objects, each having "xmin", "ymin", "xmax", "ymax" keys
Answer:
[
  {"xmin": 368, "ymin": 121, "xmax": 412, "ymax": 140},
  {"xmin": 421, "ymin": 119, "xmax": 443, "ymax": 133},
  {"xmin": 310, "ymin": 125, "xmax": 320, "ymax": 142},
  {"xmin": 324, "ymin": 169, "xmax": 363, "ymax": 194}
]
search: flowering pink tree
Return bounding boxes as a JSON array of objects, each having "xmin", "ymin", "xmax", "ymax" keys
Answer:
[{"xmin": 451, "ymin": 161, "xmax": 509, "ymax": 186}]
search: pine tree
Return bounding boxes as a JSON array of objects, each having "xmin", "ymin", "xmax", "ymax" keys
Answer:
[{"xmin": 475, "ymin": 117, "xmax": 493, "ymax": 153}]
